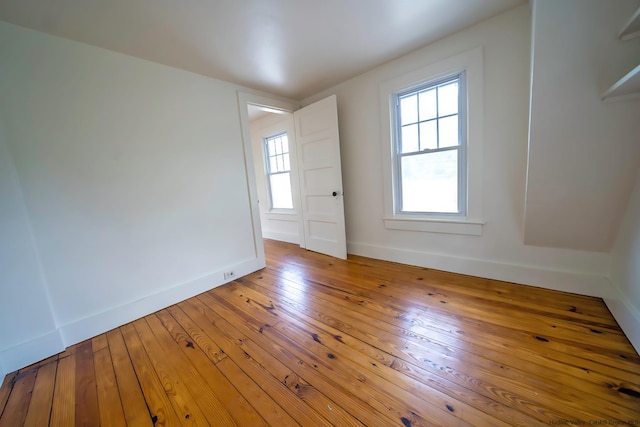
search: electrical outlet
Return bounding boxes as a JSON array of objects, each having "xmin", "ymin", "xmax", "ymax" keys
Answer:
[{"xmin": 224, "ymin": 271, "xmax": 235, "ymax": 280}]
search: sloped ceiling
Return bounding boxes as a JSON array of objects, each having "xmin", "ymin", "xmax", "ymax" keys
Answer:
[
  {"xmin": 0, "ymin": 0, "xmax": 523, "ymax": 99},
  {"xmin": 525, "ymin": 0, "xmax": 640, "ymax": 252}
]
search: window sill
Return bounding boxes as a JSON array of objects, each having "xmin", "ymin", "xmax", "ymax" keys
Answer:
[
  {"xmin": 265, "ymin": 211, "xmax": 298, "ymax": 221},
  {"xmin": 383, "ymin": 216, "xmax": 484, "ymax": 236}
]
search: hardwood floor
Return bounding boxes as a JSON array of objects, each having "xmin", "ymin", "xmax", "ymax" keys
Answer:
[{"xmin": 1, "ymin": 239, "xmax": 639, "ymax": 426}]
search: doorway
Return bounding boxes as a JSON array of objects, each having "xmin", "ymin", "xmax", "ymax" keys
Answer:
[
  {"xmin": 237, "ymin": 92, "xmax": 347, "ymax": 264},
  {"xmin": 246, "ymin": 105, "xmax": 302, "ymax": 246}
]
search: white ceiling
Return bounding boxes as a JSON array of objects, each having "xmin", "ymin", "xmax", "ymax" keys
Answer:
[{"xmin": 0, "ymin": 0, "xmax": 524, "ymax": 99}]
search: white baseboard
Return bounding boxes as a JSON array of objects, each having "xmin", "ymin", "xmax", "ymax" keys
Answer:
[
  {"xmin": 263, "ymin": 230, "xmax": 299, "ymax": 245},
  {"xmin": 347, "ymin": 241, "xmax": 608, "ymax": 297},
  {"xmin": 1, "ymin": 258, "xmax": 265, "ymax": 380},
  {"xmin": 58, "ymin": 258, "xmax": 264, "ymax": 348},
  {"xmin": 0, "ymin": 329, "xmax": 65, "ymax": 378},
  {"xmin": 603, "ymin": 280, "xmax": 640, "ymax": 354}
]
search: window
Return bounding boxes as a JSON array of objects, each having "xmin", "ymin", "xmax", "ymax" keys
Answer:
[
  {"xmin": 265, "ymin": 132, "xmax": 294, "ymax": 210},
  {"xmin": 379, "ymin": 47, "xmax": 483, "ymax": 235},
  {"xmin": 395, "ymin": 73, "xmax": 466, "ymax": 214}
]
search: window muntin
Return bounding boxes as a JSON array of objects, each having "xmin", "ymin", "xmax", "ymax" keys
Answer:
[
  {"xmin": 395, "ymin": 73, "xmax": 466, "ymax": 215},
  {"xmin": 264, "ymin": 132, "xmax": 294, "ymax": 210}
]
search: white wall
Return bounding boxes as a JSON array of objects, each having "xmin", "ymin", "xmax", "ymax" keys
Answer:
[
  {"xmin": 525, "ymin": 0, "xmax": 640, "ymax": 252},
  {"xmin": 609, "ymin": 172, "xmax": 640, "ymax": 352},
  {"xmin": 250, "ymin": 113, "xmax": 301, "ymax": 244},
  {"xmin": 0, "ymin": 115, "xmax": 62, "ymax": 376},
  {"xmin": 0, "ymin": 21, "xmax": 272, "ymax": 376},
  {"xmin": 302, "ymin": 5, "xmax": 611, "ymax": 296}
]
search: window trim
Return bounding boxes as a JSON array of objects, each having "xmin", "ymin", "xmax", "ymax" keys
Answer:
[{"xmin": 379, "ymin": 47, "xmax": 484, "ymax": 235}]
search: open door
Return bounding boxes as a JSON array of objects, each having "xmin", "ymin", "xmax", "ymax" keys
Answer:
[{"xmin": 294, "ymin": 95, "xmax": 347, "ymax": 259}]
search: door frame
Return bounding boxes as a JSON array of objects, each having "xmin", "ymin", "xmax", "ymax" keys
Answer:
[{"xmin": 237, "ymin": 91, "xmax": 300, "ymax": 267}]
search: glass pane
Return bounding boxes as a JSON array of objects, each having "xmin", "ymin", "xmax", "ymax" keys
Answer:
[
  {"xmin": 438, "ymin": 81, "xmax": 458, "ymax": 116},
  {"xmin": 439, "ymin": 115, "xmax": 459, "ymax": 148},
  {"xmin": 270, "ymin": 172, "xmax": 293, "ymax": 209},
  {"xmin": 283, "ymin": 153, "xmax": 290, "ymax": 171},
  {"xmin": 400, "ymin": 150, "xmax": 458, "ymax": 213},
  {"xmin": 281, "ymin": 135, "xmax": 289, "ymax": 153},
  {"xmin": 401, "ymin": 124, "xmax": 419, "ymax": 153},
  {"xmin": 276, "ymin": 155, "xmax": 283, "ymax": 172},
  {"xmin": 269, "ymin": 157, "xmax": 278, "ymax": 173},
  {"xmin": 275, "ymin": 139, "xmax": 282, "ymax": 155},
  {"xmin": 418, "ymin": 89, "xmax": 437, "ymax": 121},
  {"xmin": 419, "ymin": 120, "xmax": 437, "ymax": 150},
  {"xmin": 267, "ymin": 139, "xmax": 275, "ymax": 156},
  {"xmin": 400, "ymin": 94, "xmax": 418, "ymax": 125}
]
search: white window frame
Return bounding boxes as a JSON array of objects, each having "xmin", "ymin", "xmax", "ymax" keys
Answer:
[
  {"xmin": 379, "ymin": 47, "xmax": 484, "ymax": 235},
  {"xmin": 264, "ymin": 131, "xmax": 294, "ymax": 212},
  {"xmin": 395, "ymin": 72, "xmax": 467, "ymax": 215}
]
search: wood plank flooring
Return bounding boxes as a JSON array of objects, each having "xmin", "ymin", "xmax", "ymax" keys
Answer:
[{"xmin": 1, "ymin": 239, "xmax": 639, "ymax": 426}]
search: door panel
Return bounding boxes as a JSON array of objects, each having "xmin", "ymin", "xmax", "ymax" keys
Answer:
[{"xmin": 294, "ymin": 95, "xmax": 347, "ymax": 259}]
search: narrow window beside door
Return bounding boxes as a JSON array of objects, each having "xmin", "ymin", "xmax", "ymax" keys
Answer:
[{"xmin": 265, "ymin": 132, "xmax": 294, "ymax": 210}]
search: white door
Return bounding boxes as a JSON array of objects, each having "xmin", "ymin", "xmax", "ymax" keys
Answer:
[{"xmin": 294, "ymin": 95, "xmax": 347, "ymax": 259}]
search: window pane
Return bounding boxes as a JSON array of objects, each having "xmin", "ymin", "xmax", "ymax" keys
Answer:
[
  {"xmin": 439, "ymin": 115, "xmax": 459, "ymax": 148},
  {"xmin": 400, "ymin": 124, "xmax": 419, "ymax": 153},
  {"xmin": 419, "ymin": 120, "xmax": 437, "ymax": 150},
  {"xmin": 267, "ymin": 139, "xmax": 275, "ymax": 156},
  {"xmin": 283, "ymin": 153, "xmax": 290, "ymax": 171},
  {"xmin": 270, "ymin": 172, "xmax": 293, "ymax": 209},
  {"xmin": 438, "ymin": 82, "xmax": 458, "ymax": 116},
  {"xmin": 400, "ymin": 150, "xmax": 458, "ymax": 213},
  {"xmin": 400, "ymin": 94, "xmax": 418, "ymax": 125},
  {"xmin": 281, "ymin": 135, "xmax": 289, "ymax": 153},
  {"xmin": 419, "ymin": 89, "xmax": 437, "ymax": 121},
  {"xmin": 276, "ymin": 155, "xmax": 283, "ymax": 172},
  {"xmin": 275, "ymin": 139, "xmax": 282, "ymax": 155},
  {"xmin": 269, "ymin": 157, "xmax": 278, "ymax": 173}
]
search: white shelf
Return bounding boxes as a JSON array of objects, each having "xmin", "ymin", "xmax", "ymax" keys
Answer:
[
  {"xmin": 602, "ymin": 64, "xmax": 640, "ymax": 100},
  {"xmin": 619, "ymin": 6, "xmax": 640, "ymax": 40}
]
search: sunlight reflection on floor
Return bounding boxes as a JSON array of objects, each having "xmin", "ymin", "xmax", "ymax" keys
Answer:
[{"xmin": 275, "ymin": 265, "xmax": 309, "ymax": 305}]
